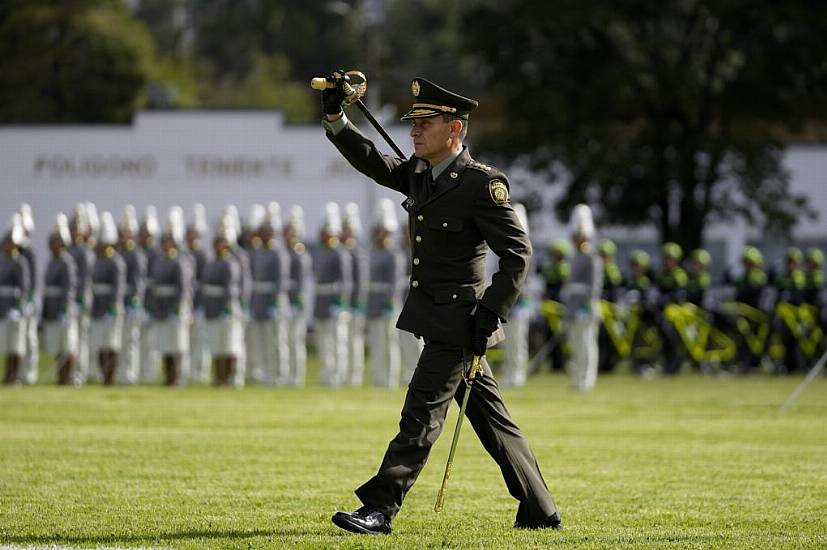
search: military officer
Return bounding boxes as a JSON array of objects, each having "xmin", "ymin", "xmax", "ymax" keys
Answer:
[
  {"xmin": 201, "ymin": 217, "xmax": 244, "ymax": 386},
  {"xmin": 657, "ymin": 242, "xmax": 688, "ymax": 374},
  {"xmin": 117, "ymin": 205, "xmax": 146, "ymax": 384},
  {"xmin": 148, "ymin": 207, "xmax": 193, "ymax": 385},
  {"xmin": 42, "ymin": 214, "xmax": 78, "ymax": 385},
  {"xmin": 366, "ymin": 199, "xmax": 406, "ymax": 388},
  {"xmin": 245, "ymin": 203, "xmax": 268, "ymax": 384},
  {"xmin": 596, "ymin": 239, "xmax": 622, "ymax": 373},
  {"xmin": 313, "ymin": 202, "xmax": 353, "ymax": 387},
  {"xmin": 16, "ymin": 204, "xmax": 38, "ymax": 384},
  {"xmin": 284, "ymin": 205, "xmax": 312, "ymax": 386},
  {"xmin": 342, "ymin": 202, "xmax": 369, "ymax": 386},
  {"xmin": 322, "ymin": 75, "xmax": 561, "ymax": 534},
  {"xmin": 89, "ymin": 212, "xmax": 127, "ymax": 385},
  {"xmin": 68, "ymin": 204, "xmax": 95, "ymax": 384},
  {"xmin": 562, "ymin": 205, "xmax": 603, "ymax": 391},
  {"xmin": 803, "ymin": 248, "xmax": 825, "ymax": 306},
  {"xmin": 248, "ymin": 202, "xmax": 291, "ymax": 385},
  {"xmin": 773, "ymin": 247, "xmax": 807, "ymax": 306},
  {"xmin": 625, "ymin": 250, "xmax": 653, "ymax": 293},
  {"xmin": 500, "ymin": 203, "xmax": 533, "ymax": 387},
  {"xmin": 1, "ymin": 215, "xmax": 31, "ymax": 384},
  {"xmin": 187, "ymin": 203, "xmax": 211, "ymax": 383},
  {"xmin": 224, "ymin": 204, "xmax": 252, "ymax": 382},
  {"xmin": 139, "ymin": 206, "xmax": 161, "ymax": 382}
]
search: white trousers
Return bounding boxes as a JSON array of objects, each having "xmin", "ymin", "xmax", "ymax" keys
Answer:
[
  {"xmin": 399, "ymin": 331, "xmax": 424, "ymax": 386},
  {"xmin": 287, "ymin": 311, "xmax": 308, "ymax": 386},
  {"xmin": 501, "ymin": 305, "xmax": 531, "ymax": 388},
  {"xmin": 568, "ymin": 317, "xmax": 600, "ymax": 391},
  {"xmin": 189, "ymin": 316, "xmax": 211, "ymax": 384},
  {"xmin": 346, "ymin": 312, "xmax": 366, "ymax": 386},
  {"xmin": 74, "ymin": 313, "xmax": 92, "ymax": 384},
  {"xmin": 139, "ymin": 311, "xmax": 159, "ymax": 383},
  {"xmin": 118, "ymin": 311, "xmax": 140, "ymax": 384},
  {"xmin": 316, "ymin": 311, "xmax": 350, "ymax": 387},
  {"xmin": 367, "ymin": 317, "xmax": 401, "ymax": 388},
  {"xmin": 247, "ymin": 318, "xmax": 289, "ymax": 384},
  {"xmin": 20, "ymin": 309, "xmax": 38, "ymax": 384}
]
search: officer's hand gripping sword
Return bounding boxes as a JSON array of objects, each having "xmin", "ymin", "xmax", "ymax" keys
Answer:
[
  {"xmin": 311, "ymin": 70, "xmax": 407, "ymax": 160},
  {"xmin": 433, "ymin": 354, "xmax": 482, "ymax": 513}
]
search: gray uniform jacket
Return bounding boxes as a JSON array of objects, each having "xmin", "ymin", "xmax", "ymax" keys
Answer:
[
  {"xmin": 367, "ymin": 247, "xmax": 406, "ymax": 319},
  {"xmin": 346, "ymin": 245, "xmax": 369, "ymax": 313},
  {"xmin": 42, "ymin": 252, "xmax": 77, "ymax": 322},
  {"xmin": 327, "ymin": 124, "xmax": 531, "ymax": 348},
  {"xmin": 562, "ymin": 251, "xmax": 604, "ymax": 320},
  {"xmin": 232, "ymin": 248, "xmax": 252, "ymax": 311},
  {"xmin": 119, "ymin": 246, "xmax": 146, "ymax": 311},
  {"xmin": 287, "ymin": 245, "xmax": 312, "ymax": 311},
  {"xmin": 68, "ymin": 244, "xmax": 94, "ymax": 310},
  {"xmin": 250, "ymin": 246, "xmax": 290, "ymax": 321},
  {"xmin": 91, "ymin": 252, "xmax": 127, "ymax": 319},
  {"xmin": 312, "ymin": 245, "xmax": 353, "ymax": 320},
  {"xmin": 149, "ymin": 253, "xmax": 192, "ymax": 320},
  {"xmin": 0, "ymin": 252, "xmax": 30, "ymax": 318},
  {"xmin": 200, "ymin": 255, "xmax": 241, "ymax": 320},
  {"xmin": 20, "ymin": 246, "xmax": 37, "ymax": 303},
  {"xmin": 142, "ymin": 246, "xmax": 159, "ymax": 316}
]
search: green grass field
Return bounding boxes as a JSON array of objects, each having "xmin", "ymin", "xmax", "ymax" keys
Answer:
[{"xmin": 1, "ymin": 367, "xmax": 826, "ymax": 549}]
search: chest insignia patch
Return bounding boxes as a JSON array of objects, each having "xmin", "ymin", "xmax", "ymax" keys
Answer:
[{"xmin": 489, "ymin": 179, "xmax": 509, "ymax": 205}]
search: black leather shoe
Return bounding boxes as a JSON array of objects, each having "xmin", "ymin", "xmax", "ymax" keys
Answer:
[
  {"xmin": 514, "ymin": 512, "xmax": 563, "ymax": 530},
  {"xmin": 332, "ymin": 505, "xmax": 392, "ymax": 535}
]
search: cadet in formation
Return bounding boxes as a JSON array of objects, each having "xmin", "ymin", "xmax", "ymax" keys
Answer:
[
  {"xmin": 139, "ymin": 206, "xmax": 160, "ymax": 383},
  {"xmin": 148, "ymin": 207, "xmax": 192, "ymax": 385},
  {"xmin": 118, "ymin": 205, "xmax": 146, "ymax": 384},
  {"xmin": 284, "ymin": 205, "xmax": 312, "ymax": 386},
  {"xmin": 562, "ymin": 204, "xmax": 603, "ymax": 391},
  {"xmin": 597, "ymin": 239, "xmax": 623, "ymax": 373},
  {"xmin": 321, "ymin": 74, "xmax": 561, "ymax": 534},
  {"xmin": 201, "ymin": 217, "xmax": 244, "ymax": 386},
  {"xmin": 500, "ymin": 203, "xmax": 533, "ymax": 387},
  {"xmin": 313, "ymin": 202, "xmax": 353, "ymax": 387},
  {"xmin": 89, "ymin": 212, "xmax": 127, "ymax": 385},
  {"xmin": 248, "ymin": 202, "xmax": 291, "ymax": 384},
  {"xmin": 342, "ymin": 202, "xmax": 369, "ymax": 386},
  {"xmin": 365, "ymin": 198, "xmax": 406, "ymax": 388},
  {"xmin": 42, "ymin": 214, "xmax": 78, "ymax": 385},
  {"xmin": 17, "ymin": 204, "xmax": 38, "ymax": 385},
  {"xmin": 1, "ymin": 215, "xmax": 31, "ymax": 384},
  {"xmin": 187, "ymin": 203, "xmax": 211, "ymax": 383},
  {"xmin": 68, "ymin": 204, "xmax": 95, "ymax": 383}
]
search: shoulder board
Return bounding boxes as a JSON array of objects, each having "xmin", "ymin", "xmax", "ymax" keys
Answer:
[{"xmin": 467, "ymin": 160, "xmax": 493, "ymax": 174}]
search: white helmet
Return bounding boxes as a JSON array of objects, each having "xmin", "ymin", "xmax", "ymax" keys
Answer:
[
  {"xmin": 120, "ymin": 204, "xmax": 139, "ymax": 235},
  {"xmin": 215, "ymin": 214, "xmax": 238, "ymax": 245},
  {"xmin": 286, "ymin": 205, "xmax": 305, "ymax": 239},
  {"xmin": 50, "ymin": 213, "xmax": 72, "ymax": 247},
  {"xmin": 99, "ymin": 211, "xmax": 118, "ymax": 246},
  {"xmin": 248, "ymin": 204, "xmax": 266, "ymax": 231},
  {"xmin": 322, "ymin": 202, "xmax": 342, "ymax": 235},
  {"xmin": 570, "ymin": 203, "xmax": 595, "ymax": 240},
  {"xmin": 343, "ymin": 202, "xmax": 362, "ymax": 238},
  {"xmin": 142, "ymin": 205, "xmax": 160, "ymax": 237},
  {"xmin": 85, "ymin": 202, "xmax": 100, "ymax": 241},
  {"xmin": 373, "ymin": 198, "xmax": 399, "ymax": 233},
  {"xmin": 70, "ymin": 203, "xmax": 89, "ymax": 236},
  {"xmin": 19, "ymin": 203, "xmax": 34, "ymax": 234},
  {"xmin": 4, "ymin": 213, "xmax": 25, "ymax": 247},
  {"xmin": 191, "ymin": 203, "xmax": 208, "ymax": 234},
  {"xmin": 264, "ymin": 201, "xmax": 283, "ymax": 232},
  {"xmin": 163, "ymin": 205, "xmax": 185, "ymax": 245}
]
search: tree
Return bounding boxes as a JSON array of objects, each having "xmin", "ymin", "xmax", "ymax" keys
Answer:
[
  {"xmin": 465, "ymin": 0, "xmax": 827, "ymax": 249},
  {"xmin": 0, "ymin": 0, "xmax": 155, "ymax": 123}
]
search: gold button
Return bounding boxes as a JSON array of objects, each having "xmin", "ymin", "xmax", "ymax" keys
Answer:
[
  {"xmin": 411, "ymin": 280, "xmax": 419, "ymax": 288},
  {"xmin": 417, "ymin": 215, "xmax": 423, "ymax": 221},
  {"xmin": 415, "ymin": 235, "xmax": 422, "ymax": 242},
  {"xmin": 450, "ymin": 171, "xmax": 458, "ymax": 179},
  {"xmin": 452, "ymin": 294, "xmax": 457, "ymax": 299},
  {"xmin": 413, "ymin": 258, "xmax": 420, "ymax": 265},
  {"xmin": 442, "ymin": 222, "xmax": 448, "ymax": 228}
]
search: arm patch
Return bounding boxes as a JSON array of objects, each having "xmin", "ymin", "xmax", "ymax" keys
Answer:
[{"xmin": 488, "ymin": 179, "xmax": 510, "ymax": 205}]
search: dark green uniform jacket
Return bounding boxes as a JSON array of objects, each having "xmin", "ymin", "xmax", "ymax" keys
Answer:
[{"xmin": 327, "ymin": 122, "xmax": 532, "ymax": 349}]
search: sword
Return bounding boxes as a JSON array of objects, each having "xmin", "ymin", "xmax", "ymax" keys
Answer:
[
  {"xmin": 311, "ymin": 70, "xmax": 407, "ymax": 160},
  {"xmin": 434, "ymin": 354, "xmax": 482, "ymax": 513}
]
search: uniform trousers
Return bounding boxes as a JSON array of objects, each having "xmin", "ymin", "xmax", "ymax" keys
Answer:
[
  {"xmin": 355, "ymin": 340, "xmax": 559, "ymax": 524},
  {"xmin": 316, "ymin": 310, "xmax": 350, "ymax": 386},
  {"xmin": 287, "ymin": 309, "xmax": 308, "ymax": 386},
  {"xmin": 139, "ymin": 310, "xmax": 159, "ymax": 383},
  {"xmin": 43, "ymin": 316, "xmax": 78, "ymax": 359},
  {"xmin": 347, "ymin": 311, "xmax": 366, "ymax": 386},
  {"xmin": 500, "ymin": 304, "xmax": 531, "ymax": 388},
  {"xmin": 119, "ymin": 310, "xmax": 140, "ymax": 384},
  {"xmin": 75, "ymin": 312, "xmax": 92, "ymax": 384},
  {"xmin": 568, "ymin": 316, "xmax": 599, "ymax": 391},
  {"xmin": 189, "ymin": 315, "xmax": 211, "ymax": 383},
  {"xmin": 21, "ymin": 307, "xmax": 38, "ymax": 384},
  {"xmin": 247, "ymin": 317, "xmax": 289, "ymax": 384},
  {"xmin": 367, "ymin": 316, "xmax": 401, "ymax": 388}
]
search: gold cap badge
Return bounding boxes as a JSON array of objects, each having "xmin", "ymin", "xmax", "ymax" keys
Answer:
[
  {"xmin": 489, "ymin": 179, "xmax": 509, "ymax": 205},
  {"xmin": 412, "ymin": 80, "xmax": 420, "ymax": 97}
]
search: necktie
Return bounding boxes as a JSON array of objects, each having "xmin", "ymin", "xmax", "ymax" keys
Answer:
[{"xmin": 421, "ymin": 167, "xmax": 434, "ymax": 202}]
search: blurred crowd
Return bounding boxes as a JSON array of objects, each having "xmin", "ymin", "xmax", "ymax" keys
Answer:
[{"xmin": 1, "ymin": 200, "xmax": 824, "ymax": 389}]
